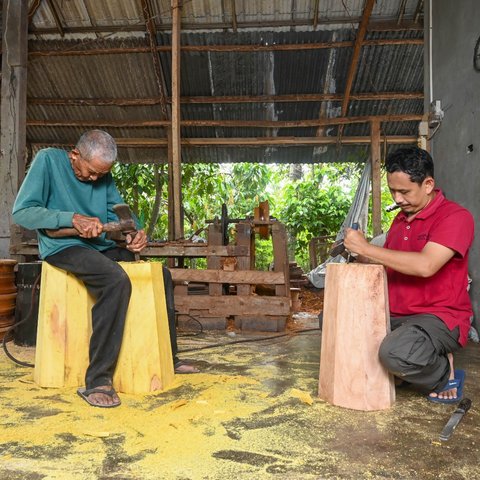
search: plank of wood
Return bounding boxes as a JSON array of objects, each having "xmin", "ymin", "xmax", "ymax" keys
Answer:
[
  {"xmin": 318, "ymin": 263, "xmax": 395, "ymax": 411},
  {"xmin": 174, "ymin": 295, "xmax": 290, "ymax": 316},
  {"xmin": 169, "ymin": 269, "xmax": 285, "ymax": 284},
  {"xmin": 141, "ymin": 244, "xmax": 249, "ymax": 257}
]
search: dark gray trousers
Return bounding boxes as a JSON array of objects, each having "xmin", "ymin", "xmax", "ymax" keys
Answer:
[
  {"xmin": 378, "ymin": 314, "xmax": 460, "ymax": 393},
  {"xmin": 45, "ymin": 246, "xmax": 178, "ymax": 390}
]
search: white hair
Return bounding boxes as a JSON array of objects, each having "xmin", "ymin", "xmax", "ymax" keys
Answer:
[{"xmin": 76, "ymin": 130, "xmax": 117, "ymax": 165}]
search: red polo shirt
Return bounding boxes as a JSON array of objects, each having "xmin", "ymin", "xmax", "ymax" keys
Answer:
[{"xmin": 384, "ymin": 189, "xmax": 474, "ymax": 346}]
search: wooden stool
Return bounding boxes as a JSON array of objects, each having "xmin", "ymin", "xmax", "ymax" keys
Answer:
[
  {"xmin": 34, "ymin": 261, "xmax": 174, "ymax": 394},
  {"xmin": 318, "ymin": 263, "xmax": 395, "ymax": 411}
]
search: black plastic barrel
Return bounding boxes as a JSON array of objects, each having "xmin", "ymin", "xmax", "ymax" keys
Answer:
[{"xmin": 14, "ymin": 262, "xmax": 42, "ymax": 346}]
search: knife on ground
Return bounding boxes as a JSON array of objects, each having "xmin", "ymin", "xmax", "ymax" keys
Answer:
[{"xmin": 439, "ymin": 398, "xmax": 472, "ymax": 441}]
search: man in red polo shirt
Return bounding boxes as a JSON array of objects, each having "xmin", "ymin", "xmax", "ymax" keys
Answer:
[{"xmin": 344, "ymin": 146, "xmax": 474, "ymax": 403}]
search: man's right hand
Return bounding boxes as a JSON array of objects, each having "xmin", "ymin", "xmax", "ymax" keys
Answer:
[{"xmin": 72, "ymin": 213, "xmax": 103, "ymax": 238}]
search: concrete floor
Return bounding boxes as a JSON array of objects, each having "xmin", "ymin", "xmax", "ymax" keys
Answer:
[{"xmin": 0, "ymin": 315, "xmax": 479, "ymax": 480}]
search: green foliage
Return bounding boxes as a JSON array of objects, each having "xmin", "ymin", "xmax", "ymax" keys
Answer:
[
  {"xmin": 275, "ymin": 164, "xmax": 360, "ymax": 270},
  {"xmin": 112, "ymin": 161, "xmax": 393, "ymax": 272}
]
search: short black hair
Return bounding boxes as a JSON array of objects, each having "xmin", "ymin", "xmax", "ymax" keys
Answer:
[{"xmin": 385, "ymin": 146, "xmax": 434, "ymax": 185}]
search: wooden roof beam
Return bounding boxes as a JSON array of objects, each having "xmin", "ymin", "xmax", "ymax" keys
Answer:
[
  {"xmin": 28, "ymin": 0, "xmax": 43, "ymax": 27},
  {"xmin": 140, "ymin": 0, "xmax": 169, "ymax": 120},
  {"xmin": 27, "ymin": 18, "xmax": 424, "ymax": 35},
  {"xmin": 397, "ymin": 0, "xmax": 408, "ymax": 25},
  {"xmin": 45, "ymin": 0, "xmax": 65, "ymax": 37},
  {"xmin": 27, "ymin": 38, "xmax": 423, "ymax": 57},
  {"xmin": 27, "ymin": 91, "xmax": 423, "ymax": 107},
  {"xmin": 26, "ymin": 113, "xmax": 422, "ymax": 128},
  {"xmin": 414, "ymin": 0, "xmax": 424, "ymax": 23},
  {"xmin": 31, "ymin": 135, "xmax": 417, "ymax": 148},
  {"xmin": 231, "ymin": 0, "xmax": 238, "ymax": 33},
  {"xmin": 341, "ymin": 0, "xmax": 375, "ymax": 119},
  {"xmin": 337, "ymin": 0, "xmax": 375, "ymax": 144},
  {"xmin": 313, "ymin": 0, "xmax": 320, "ymax": 30}
]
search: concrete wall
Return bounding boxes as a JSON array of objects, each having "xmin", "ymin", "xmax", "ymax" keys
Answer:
[{"xmin": 429, "ymin": 0, "xmax": 480, "ymax": 330}]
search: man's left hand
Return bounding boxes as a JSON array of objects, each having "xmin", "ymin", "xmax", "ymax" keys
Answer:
[{"xmin": 126, "ymin": 229, "xmax": 147, "ymax": 253}]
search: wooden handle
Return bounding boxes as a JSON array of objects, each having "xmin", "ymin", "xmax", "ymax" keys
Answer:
[{"xmin": 45, "ymin": 228, "xmax": 80, "ymax": 237}]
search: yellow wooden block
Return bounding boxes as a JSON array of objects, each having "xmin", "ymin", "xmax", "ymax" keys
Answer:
[{"xmin": 34, "ymin": 261, "xmax": 174, "ymax": 394}]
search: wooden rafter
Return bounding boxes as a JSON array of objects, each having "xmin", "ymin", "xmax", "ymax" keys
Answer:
[
  {"xmin": 341, "ymin": 0, "xmax": 375, "ymax": 119},
  {"xmin": 27, "ymin": 37, "xmax": 423, "ymax": 58},
  {"xmin": 27, "ymin": 0, "xmax": 43, "ymax": 27},
  {"xmin": 45, "ymin": 0, "xmax": 65, "ymax": 37},
  {"xmin": 414, "ymin": 0, "xmax": 424, "ymax": 23},
  {"xmin": 26, "ymin": 113, "xmax": 422, "ymax": 128},
  {"xmin": 313, "ymin": 0, "xmax": 320, "ymax": 30},
  {"xmin": 27, "ymin": 91, "xmax": 423, "ymax": 106},
  {"xmin": 27, "ymin": 18, "xmax": 423, "ymax": 35},
  {"xmin": 140, "ymin": 0, "xmax": 169, "ymax": 120},
  {"xmin": 231, "ymin": 0, "xmax": 238, "ymax": 32},
  {"xmin": 397, "ymin": 0, "xmax": 408, "ymax": 25},
  {"xmin": 31, "ymin": 135, "xmax": 417, "ymax": 148}
]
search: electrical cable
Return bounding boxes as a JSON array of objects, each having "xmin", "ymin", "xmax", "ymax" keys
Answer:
[
  {"xmin": 177, "ymin": 313, "xmax": 204, "ymax": 337},
  {"xmin": 178, "ymin": 327, "xmax": 321, "ymax": 354},
  {"xmin": 2, "ymin": 273, "xmax": 41, "ymax": 368}
]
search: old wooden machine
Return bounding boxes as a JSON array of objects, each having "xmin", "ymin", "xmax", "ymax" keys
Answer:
[{"xmin": 143, "ymin": 201, "xmax": 291, "ymax": 331}]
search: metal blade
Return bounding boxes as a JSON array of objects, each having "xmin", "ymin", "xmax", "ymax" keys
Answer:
[{"xmin": 439, "ymin": 398, "xmax": 472, "ymax": 441}]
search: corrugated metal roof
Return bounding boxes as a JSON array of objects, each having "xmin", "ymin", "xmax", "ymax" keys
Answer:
[{"xmin": 2, "ymin": 0, "xmax": 425, "ymax": 165}]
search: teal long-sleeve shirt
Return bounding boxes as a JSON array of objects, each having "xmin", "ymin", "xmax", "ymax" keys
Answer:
[{"xmin": 12, "ymin": 148, "xmax": 131, "ymax": 259}]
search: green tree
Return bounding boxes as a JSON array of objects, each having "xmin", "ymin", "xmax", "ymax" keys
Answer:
[{"xmin": 275, "ymin": 163, "xmax": 361, "ymax": 270}]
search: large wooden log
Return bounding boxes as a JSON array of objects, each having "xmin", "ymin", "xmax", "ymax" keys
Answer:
[
  {"xmin": 34, "ymin": 262, "xmax": 174, "ymax": 394},
  {"xmin": 318, "ymin": 263, "xmax": 395, "ymax": 411}
]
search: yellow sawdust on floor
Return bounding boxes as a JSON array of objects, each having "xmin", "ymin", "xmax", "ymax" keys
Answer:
[
  {"xmin": 1, "ymin": 343, "xmax": 332, "ymax": 480},
  {"xmin": 2, "ymin": 340, "xmax": 479, "ymax": 480}
]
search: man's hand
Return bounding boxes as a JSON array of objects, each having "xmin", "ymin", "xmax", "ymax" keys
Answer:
[
  {"xmin": 126, "ymin": 229, "xmax": 147, "ymax": 253},
  {"xmin": 72, "ymin": 213, "xmax": 103, "ymax": 238},
  {"xmin": 344, "ymin": 227, "xmax": 369, "ymax": 256}
]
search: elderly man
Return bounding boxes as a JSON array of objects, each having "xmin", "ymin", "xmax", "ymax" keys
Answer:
[
  {"xmin": 13, "ymin": 130, "xmax": 197, "ymax": 408},
  {"xmin": 344, "ymin": 146, "xmax": 474, "ymax": 403}
]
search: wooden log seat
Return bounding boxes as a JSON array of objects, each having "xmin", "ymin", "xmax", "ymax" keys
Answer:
[
  {"xmin": 34, "ymin": 261, "xmax": 174, "ymax": 394},
  {"xmin": 318, "ymin": 263, "xmax": 395, "ymax": 411}
]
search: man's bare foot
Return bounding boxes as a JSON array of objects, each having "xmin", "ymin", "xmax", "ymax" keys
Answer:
[
  {"xmin": 77, "ymin": 385, "xmax": 121, "ymax": 408},
  {"xmin": 174, "ymin": 361, "xmax": 200, "ymax": 374},
  {"xmin": 429, "ymin": 353, "xmax": 458, "ymax": 401}
]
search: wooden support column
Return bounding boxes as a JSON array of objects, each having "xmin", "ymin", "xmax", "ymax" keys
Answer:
[
  {"xmin": 271, "ymin": 222, "xmax": 290, "ymax": 296},
  {"xmin": 171, "ymin": 0, "xmax": 183, "ymax": 240},
  {"xmin": 0, "ymin": 0, "xmax": 28, "ymax": 258},
  {"xmin": 370, "ymin": 119, "xmax": 382, "ymax": 237}
]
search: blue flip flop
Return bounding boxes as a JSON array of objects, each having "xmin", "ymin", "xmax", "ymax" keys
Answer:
[{"xmin": 428, "ymin": 369, "xmax": 465, "ymax": 404}]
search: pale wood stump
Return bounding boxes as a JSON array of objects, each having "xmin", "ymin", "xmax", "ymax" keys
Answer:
[
  {"xmin": 318, "ymin": 263, "xmax": 395, "ymax": 411},
  {"xmin": 34, "ymin": 261, "xmax": 174, "ymax": 394}
]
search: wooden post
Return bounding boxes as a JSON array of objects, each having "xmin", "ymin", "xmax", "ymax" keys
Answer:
[
  {"xmin": 0, "ymin": 0, "xmax": 28, "ymax": 257},
  {"xmin": 207, "ymin": 223, "xmax": 223, "ymax": 296},
  {"xmin": 318, "ymin": 263, "xmax": 395, "ymax": 411},
  {"xmin": 271, "ymin": 222, "xmax": 290, "ymax": 296},
  {"xmin": 370, "ymin": 119, "xmax": 382, "ymax": 237},
  {"xmin": 171, "ymin": 0, "xmax": 183, "ymax": 240},
  {"xmin": 235, "ymin": 222, "xmax": 252, "ymax": 296}
]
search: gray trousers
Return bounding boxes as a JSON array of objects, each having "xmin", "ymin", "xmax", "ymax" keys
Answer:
[
  {"xmin": 45, "ymin": 246, "xmax": 179, "ymax": 390},
  {"xmin": 379, "ymin": 314, "xmax": 460, "ymax": 393}
]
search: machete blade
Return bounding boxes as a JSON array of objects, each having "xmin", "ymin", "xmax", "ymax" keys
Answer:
[{"xmin": 439, "ymin": 398, "xmax": 472, "ymax": 441}]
